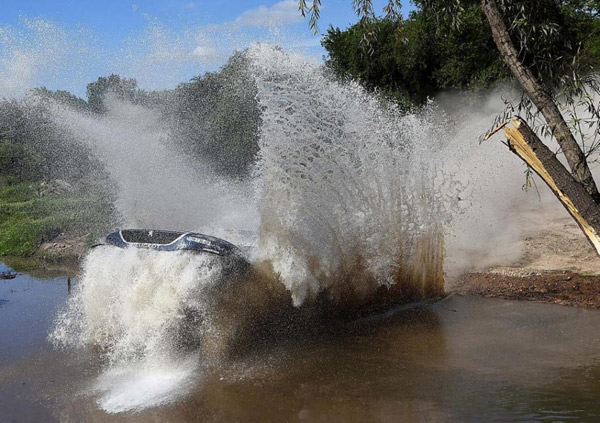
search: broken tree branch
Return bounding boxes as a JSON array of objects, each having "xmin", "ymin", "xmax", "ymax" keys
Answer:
[{"xmin": 502, "ymin": 119, "xmax": 600, "ymax": 256}]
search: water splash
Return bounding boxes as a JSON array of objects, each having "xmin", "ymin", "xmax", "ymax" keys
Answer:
[
  {"xmin": 250, "ymin": 44, "xmax": 452, "ymax": 306},
  {"xmin": 0, "ymin": 18, "xmax": 99, "ymax": 98},
  {"xmin": 92, "ymin": 357, "xmax": 199, "ymax": 413},
  {"xmin": 48, "ymin": 45, "xmax": 507, "ymax": 413},
  {"xmin": 50, "ymin": 247, "xmax": 228, "ymax": 411},
  {"xmin": 52, "ymin": 42, "xmax": 455, "ymax": 354},
  {"xmin": 48, "ymin": 96, "xmax": 258, "ymax": 234},
  {"xmin": 0, "ymin": 9, "xmax": 560, "ymax": 414},
  {"xmin": 45, "ymin": 44, "xmax": 453, "ymax": 311}
]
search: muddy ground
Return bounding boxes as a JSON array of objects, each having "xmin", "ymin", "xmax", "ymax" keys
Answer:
[
  {"xmin": 459, "ymin": 271, "xmax": 600, "ymax": 308},
  {"xmin": 458, "ymin": 214, "xmax": 600, "ymax": 308}
]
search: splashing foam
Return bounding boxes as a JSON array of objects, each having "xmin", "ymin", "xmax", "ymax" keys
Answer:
[
  {"xmin": 49, "ymin": 45, "xmax": 460, "ymax": 411},
  {"xmin": 92, "ymin": 357, "xmax": 199, "ymax": 413},
  {"xmin": 50, "ymin": 247, "xmax": 226, "ymax": 412},
  {"xmin": 50, "ymin": 245, "xmax": 290, "ymax": 412}
]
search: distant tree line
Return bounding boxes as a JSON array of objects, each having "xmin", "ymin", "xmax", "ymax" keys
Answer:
[
  {"xmin": 0, "ymin": 96, "xmax": 105, "ymax": 184},
  {"xmin": 0, "ymin": 51, "xmax": 260, "ymax": 186},
  {"xmin": 171, "ymin": 52, "xmax": 260, "ymax": 178}
]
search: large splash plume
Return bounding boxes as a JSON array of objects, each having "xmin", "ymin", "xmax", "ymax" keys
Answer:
[
  {"xmin": 0, "ymin": 11, "xmax": 568, "ymax": 414},
  {"xmin": 250, "ymin": 44, "xmax": 453, "ymax": 306},
  {"xmin": 51, "ymin": 247, "xmax": 229, "ymax": 412}
]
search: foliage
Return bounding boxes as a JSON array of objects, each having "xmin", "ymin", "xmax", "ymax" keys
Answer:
[
  {"xmin": 300, "ymin": 0, "xmax": 402, "ymax": 33},
  {"xmin": 417, "ymin": 0, "xmax": 600, "ymax": 84},
  {"xmin": 0, "ymin": 90, "xmax": 118, "ymax": 254},
  {"xmin": 499, "ymin": 0, "xmax": 600, "ymax": 164},
  {"xmin": 0, "ymin": 98, "xmax": 107, "ymax": 183},
  {"xmin": 321, "ymin": 1, "xmax": 600, "ymax": 110},
  {"xmin": 81, "ymin": 55, "xmax": 261, "ymax": 178},
  {"xmin": 86, "ymin": 74, "xmax": 139, "ymax": 114},
  {"xmin": 172, "ymin": 51, "xmax": 261, "ymax": 177},
  {"xmin": 322, "ymin": 5, "xmax": 507, "ymax": 106},
  {"xmin": 0, "ymin": 139, "xmax": 43, "ymax": 182}
]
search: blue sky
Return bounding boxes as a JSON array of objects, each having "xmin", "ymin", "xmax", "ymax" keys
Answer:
[{"xmin": 0, "ymin": 1, "xmax": 415, "ymax": 97}]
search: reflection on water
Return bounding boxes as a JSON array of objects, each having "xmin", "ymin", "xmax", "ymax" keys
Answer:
[
  {"xmin": 2, "ymin": 262, "xmax": 600, "ymax": 422},
  {"xmin": 0, "ymin": 262, "xmax": 69, "ymax": 361}
]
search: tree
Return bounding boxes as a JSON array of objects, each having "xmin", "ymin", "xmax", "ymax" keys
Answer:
[
  {"xmin": 0, "ymin": 98, "xmax": 106, "ymax": 183},
  {"xmin": 322, "ymin": 3, "xmax": 600, "ymax": 107},
  {"xmin": 31, "ymin": 87, "xmax": 91, "ymax": 112},
  {"xmin": 86, "ymin": 74, "xmax": 139, "ymax": 114},
  {"xmin": 301, "ymin": 0, "xmax": 600, "ymax": 255},
  {"xmin": 173, "ymin": 51, "xmax": 261, "ymax": 178},
  {"xmin": 322, "ymin": 7, "xmax": 508, "ymax": 107}
]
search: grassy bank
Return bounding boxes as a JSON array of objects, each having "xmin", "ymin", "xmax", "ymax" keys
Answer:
[{"xmin": 0, "ymin": 179, "xmax": 114, "ymax": 258}]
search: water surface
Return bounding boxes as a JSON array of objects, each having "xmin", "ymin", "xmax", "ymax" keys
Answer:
[{"xmin": 1, "ymin": 261, "xmax": 600, "ymax": 422}]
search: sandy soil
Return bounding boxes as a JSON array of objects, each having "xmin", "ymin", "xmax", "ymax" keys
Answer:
[{"xmin": 458, "ymin": 215, "xmax": 600, "ymax": 307}]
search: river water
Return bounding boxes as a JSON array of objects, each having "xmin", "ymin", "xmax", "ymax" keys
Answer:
[{"xmin": 2, "ymin": 260, "xmax": 600, "ymax": 422}]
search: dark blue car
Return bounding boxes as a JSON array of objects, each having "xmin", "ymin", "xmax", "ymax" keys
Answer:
[
  {"xmin": 98, "ymin": 229, "xmax": 249, "ymax": 270},
  {"xmin": 103, "ymin": 229, "xmax": 239, "ymax": 254}
]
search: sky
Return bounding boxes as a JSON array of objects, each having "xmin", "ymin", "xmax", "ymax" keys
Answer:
[{"xmin": 0, "ymin": 0, "xmax": 415, "ymax": 97}]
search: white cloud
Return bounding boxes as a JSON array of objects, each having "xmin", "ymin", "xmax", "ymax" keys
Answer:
[
  {"xmin": 134, "ymin": 24, "xmax": 220, "ymax": 65},
  {"xmin": 147, "ymin": 46, "xmax": 219, "ymax": 64},
  {"xmin": 184, "ymin": 2, "xmax": 196, "ymax": 9},
  {"xmin": 234, "ymin": 0, "xmax": 303, "ymax": 27},
  {"xmin": 191, "ymin": 45, "xmax": 218, "ymax": 61}
]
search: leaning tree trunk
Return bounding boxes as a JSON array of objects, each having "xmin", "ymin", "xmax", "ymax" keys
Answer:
[
  {"xmin": 488, "ymin": 119, "xmax": 600, "ymax": 255},
  {"xmin": 481, "ymin": 0, "xmax": 600, "ymax": 203}
]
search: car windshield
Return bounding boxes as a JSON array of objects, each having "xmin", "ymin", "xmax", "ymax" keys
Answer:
[{"xmin": 121, "ymin": 230, "xmax": 184, "ymax": 245}]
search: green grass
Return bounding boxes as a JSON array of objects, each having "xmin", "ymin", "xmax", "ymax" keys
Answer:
[{"xmin": 0, "ymin": 180, "xmax": 114, "ymax": 257}]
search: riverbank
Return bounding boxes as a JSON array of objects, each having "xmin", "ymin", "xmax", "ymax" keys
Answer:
[
  {"xmin": 457, "ymin": 214, "xmax": 600, "ymax": 308},
  {"xmin": 0, "ymin": 178, "xmax": 114, "ymax": 262},
  {"xmin": 459, "ymin": 271, "xmax": 600, "ymax": 308}
]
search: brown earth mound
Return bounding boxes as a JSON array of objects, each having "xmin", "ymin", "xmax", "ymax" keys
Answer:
[
  {"xmin": 459, "ymin": 215, "xmax": 600, "ymax": 308},
  {"xmin": 459, "ymin": 271, "xmax": 600, "ymax": 308}
]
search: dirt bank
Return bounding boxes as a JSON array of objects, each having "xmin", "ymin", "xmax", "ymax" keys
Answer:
[
  {"xmin": 459, "ymin": 271, "xmax": 600, "ymax": 308},
  {"xmin": 458, "ymin": 214, "xmax": 600, "ymax": 308},
  {"xmin": 37, "ymin": 233, "xmax": 87, "ymax": 262}
]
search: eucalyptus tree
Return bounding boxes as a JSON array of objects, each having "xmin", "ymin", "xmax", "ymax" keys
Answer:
[{"xmin": 300, "ymin": 0, "xmax": 600, "ymax": 255}]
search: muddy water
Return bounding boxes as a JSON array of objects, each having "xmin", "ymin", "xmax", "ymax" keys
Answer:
[{"xmin": 2, "ymin": 261, "xmax": 600, "ymax": 422}]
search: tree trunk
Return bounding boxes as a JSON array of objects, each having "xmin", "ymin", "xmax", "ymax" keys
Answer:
[
  {"xmin": 499, "ymin": 119, "xmax": 600, "ymax": 255},
  {"xmin": 480, "ymin": 0, "xmax": 600, "ymax": 203}
]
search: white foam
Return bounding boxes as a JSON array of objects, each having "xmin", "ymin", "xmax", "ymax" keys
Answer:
[
  {"xmin": 93, "ymin": 357, "xmax": 199, "ymax": 413},
  {"xmin": 51, "ymin": 248, "xmax": 224, "ymax": 412}
]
